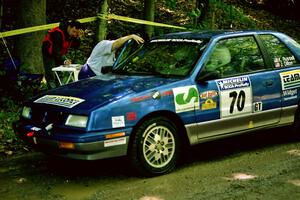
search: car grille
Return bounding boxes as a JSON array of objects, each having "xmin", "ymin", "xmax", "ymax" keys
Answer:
[{"xmin": 31, "ymin": 110, "xmax": 66, "ymax": 126}]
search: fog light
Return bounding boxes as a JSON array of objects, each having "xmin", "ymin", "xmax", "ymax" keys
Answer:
[{"xmin": 22, "ymin": 106, "xmax": 32, "ymax": 119}]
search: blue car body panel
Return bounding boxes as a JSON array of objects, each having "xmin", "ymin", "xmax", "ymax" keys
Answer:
[{"xmin": 14, "ymin": 30, "xmax": 300, "ymax": 160}]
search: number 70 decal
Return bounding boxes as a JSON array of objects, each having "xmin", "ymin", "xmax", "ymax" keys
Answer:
[{"xmin": 220, "ymin": 88, "xmax": 252, "ymax": 118}]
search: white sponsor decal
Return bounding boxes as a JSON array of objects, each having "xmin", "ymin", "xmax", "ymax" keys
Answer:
[
  {"xmin": 217, "ymin": 76, "xmax": 252, "ymax": 118},
  {"xmin": 34, "ymin": 95, "xmax": 85, "ymax": 108},
  {"xmin": 112, "ymin": 116, "xmax": 125, "ymax": 128},
  {"xmin": 173, "ymin": 85, "xmax": 199, "ymax": 113},
  {"xmin": 283, "ymin": 89, "xmax": 297, "ymax": 96},
  {"xmin": 216, "ymin": 76, "xmax": 250, "ymax": 91},
  {"xmin": 151, "ymin": 39, "xmax": 203, "ymax": 44},
  {"xmin": 282, "ymin": 56, "xmax": 296, "ymax": 66},
  {"xmin": 283, "ymin": 89, "xmax": 298, "ymax": 101},
  {"xmin": 104, "ymin": 137, "xmax": 126, "ymax": 147}
]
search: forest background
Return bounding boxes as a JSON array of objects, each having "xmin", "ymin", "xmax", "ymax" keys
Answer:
[{"xmin": 0, "ymin": 0, "xmax": 300, "ymax": 157}]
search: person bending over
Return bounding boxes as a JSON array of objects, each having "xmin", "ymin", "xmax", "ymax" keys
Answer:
[{"xmin": 78, "ymin": 34, "xmax": 144, "ymax": 80}]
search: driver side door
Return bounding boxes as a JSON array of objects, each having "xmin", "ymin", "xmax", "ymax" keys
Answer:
[{"xmin": 194, "ymin": 35, "xmax": 281, "ymax": 141}]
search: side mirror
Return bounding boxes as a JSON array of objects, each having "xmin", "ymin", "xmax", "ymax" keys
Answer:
[
  {"xmin": 198, "ymin": 71, "xmax": 220, "ymax": 83},
  {"xmin": 101, "ymin": 66, "xmax": 113, "ymax": 74}
]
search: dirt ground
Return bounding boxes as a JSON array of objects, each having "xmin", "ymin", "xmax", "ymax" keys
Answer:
[{"xmin": 1, "ymin": 127, "xmax": 300, "ymax": 200}]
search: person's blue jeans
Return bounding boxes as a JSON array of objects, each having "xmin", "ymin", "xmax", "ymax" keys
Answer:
[{"xmin": 78, "ymin": 63, "xmax": 96, "ymax": 80}]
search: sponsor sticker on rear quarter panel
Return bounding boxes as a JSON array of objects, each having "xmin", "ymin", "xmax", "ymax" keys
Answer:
[{"xmin": 280, "ymin": 69, "xmax": 300, "ymax": 90}]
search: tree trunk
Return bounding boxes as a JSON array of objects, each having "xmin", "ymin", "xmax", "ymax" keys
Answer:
[
  {"xmin": 15, "ymin": 0, "xmax": 46, "ymax": 74},
  {"xmin": 144, "ymin": 0, "xmax": 155, "ymax": 39},
  {"xmin": 0, "ymin": 0, "xmax": 3, "ymax": 30},
  {"xmin": 210, "ymin": 1, "xmax": 216, "ymax": 29},
  {"xmin": 196, "ymin": 0, "xmax": 209, "ymax": 25},
  {"xmin": 96, "ymin": 0, "xmax": 108, "ymax": 42}
]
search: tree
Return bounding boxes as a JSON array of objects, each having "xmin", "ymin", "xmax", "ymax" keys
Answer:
[
  {"xmin": 0, "ymin": 0, "xmax": 3, "ymax": 30},
  {"xmin": 144, "ymin": 0, "xmax": 155, "ymax": 39},
  {"xmin": 96, "ymin": 0, "xmax": 108, "ymax": 42},
  {"xmin": 15, "ymin": 0, "xmax": 46, "ymax": 74},
  {"xmin": 195, "ymin": 0, "xmax": 209, "ymax": 25}
]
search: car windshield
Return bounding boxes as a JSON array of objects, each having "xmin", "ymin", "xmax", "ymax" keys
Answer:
[{"xmin": 113, "ymin": 39, "xmax": 207, "ymax": 77}]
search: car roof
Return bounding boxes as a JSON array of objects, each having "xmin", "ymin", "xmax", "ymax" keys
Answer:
[{"xmin": 152, "ymin": 30, "xmax": 281, "ymax": 40}]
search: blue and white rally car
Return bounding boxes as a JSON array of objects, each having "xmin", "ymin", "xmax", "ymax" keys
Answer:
[{"xmin": 14, "ymin": 30, "xmax": 300, "ymax": 176}]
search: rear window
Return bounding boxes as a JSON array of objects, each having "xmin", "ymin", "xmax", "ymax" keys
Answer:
[{"xmin": 260, "ymin": 34, "xmax": 299, "ymax": 68}]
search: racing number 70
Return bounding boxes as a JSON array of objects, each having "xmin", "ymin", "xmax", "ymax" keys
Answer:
[{"xmin": 229, "ymin": 90, "xmax": 246, "ymax": 114}]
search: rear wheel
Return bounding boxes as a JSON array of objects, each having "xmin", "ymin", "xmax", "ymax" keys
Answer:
[{"xmin": 129, "ymin": 116, "xmax": 180, "ymax": 176}]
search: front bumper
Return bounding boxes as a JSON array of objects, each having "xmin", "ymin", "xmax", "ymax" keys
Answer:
[{"xmin": 13, "ymin": 121, "xmax": 131, "ymax": 160}]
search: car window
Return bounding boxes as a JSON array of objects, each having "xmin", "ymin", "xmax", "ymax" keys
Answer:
[
  {"xmin": 260, "ymin": 34, "xmax": 299, "ymax": 68},
  {"xmin": 204, "ymin": 36, "xmax": 265, "ymax": 77},
  {"xmin": 114, "ymin": 39, "xmax": 141, "ymax": 68},
  {"xmin": 114, "ymin": 40, "xmax": 207, "ymax": 77}
]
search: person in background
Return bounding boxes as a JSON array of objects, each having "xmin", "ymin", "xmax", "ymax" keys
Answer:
[
  {"xmin": 78, "ymin": 34, "xmax": 144, "ymax": 80},
  {"xmin": 42, "ymin": 20, "xmax": 83, "ymax": 89}
]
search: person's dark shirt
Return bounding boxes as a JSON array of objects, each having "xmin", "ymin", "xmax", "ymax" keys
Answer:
[{"xmin": 42, "ymin": 21, "xmax": 80, "ymax": 65}]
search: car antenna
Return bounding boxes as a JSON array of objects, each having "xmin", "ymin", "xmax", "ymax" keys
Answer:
[{"xmin": 0, "ymin": 32, "xmax": 17, "ymax": 70}]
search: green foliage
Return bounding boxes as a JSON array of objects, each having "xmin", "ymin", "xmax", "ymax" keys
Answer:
[
  {"xmin": 0, "ymin": 78, "xmax": 46, "ymax": 141},
  {"xmin": 165, "ymin": 0, "xmax": 177, "ymax": 9},
  {"xmin": 190, "ymin": 0, "xmax": 257, "ymax": 30},
  {"xmin": 0, "ymin": 97, "xmax": 20, "ymax": 141},
  {"xmin": 65, "ymin": 32, "xmax": 95, "ymax": 65}
]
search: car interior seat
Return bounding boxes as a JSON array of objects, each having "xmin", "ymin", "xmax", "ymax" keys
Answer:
[{"xmin": 205, "ymin": 45, "xmax": 232, "ymax": 76}]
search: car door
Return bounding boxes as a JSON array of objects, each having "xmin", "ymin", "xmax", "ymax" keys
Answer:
[
  {"xmin": 194, "ymin": 35, "xmax": 282, "ymax": 141},
  {"xmin": 258, "ymin": 34, "xmax": 300, "ymax": 107}
]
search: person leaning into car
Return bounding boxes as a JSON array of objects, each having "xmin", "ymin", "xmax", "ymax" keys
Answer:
[
  {"xmin": 42, "ymin": 20, "xmax": 83, "ymax": 89},
  {"xmin": 78, "ymin": 34, "xmax": 144, "ymax": 80}
]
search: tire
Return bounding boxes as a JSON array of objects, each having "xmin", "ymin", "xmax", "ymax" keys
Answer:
[{"xmin": 129, "ymin": 116, "xmax": 180, "ymax": 177}]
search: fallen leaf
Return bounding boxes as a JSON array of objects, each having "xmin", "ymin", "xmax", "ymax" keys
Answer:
[
  {"xmin": 287, "ymin": 149, "xmax": 300, "ymax": 156},
  {"xmin": 16, "ymin": 178, "xmax": 27, "ymax": 184},
  {"xmin": 288, "ymin": 179, "xmax": 300, "ymax": 186},
  {"xmin": 5, "ymin": 150, "xmax": 13, "ymax": 156},
  {"xmin": 222, "ymin": 172, "xmax": 257, "ymax": 181}
]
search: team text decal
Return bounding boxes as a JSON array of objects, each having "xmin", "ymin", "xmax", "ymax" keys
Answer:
[{"xmin": 280, "ymin": 69, "xmax": 300, "ymax": 90}]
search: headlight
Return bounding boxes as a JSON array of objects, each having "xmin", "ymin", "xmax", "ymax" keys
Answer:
[
  {"xmin": 65, "ymin": 115, "xmax": 88, "ymax": 128},
  {"xmin": 21, "ymin": 106, "xmax": 32, "ymax": 119}
]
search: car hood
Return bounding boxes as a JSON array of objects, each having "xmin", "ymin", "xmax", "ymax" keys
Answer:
[{"xmin": 33, "ymin": 74, "xmax": 180, "ymax": 112}]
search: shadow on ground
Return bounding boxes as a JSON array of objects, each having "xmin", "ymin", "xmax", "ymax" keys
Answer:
[
  {"xmin": 2, "ymin": 126, "xmax": 299, "ymax": 179},
  {"xmin": 183, "ymin": 126, "xmax": 299, "ymax": 165}
]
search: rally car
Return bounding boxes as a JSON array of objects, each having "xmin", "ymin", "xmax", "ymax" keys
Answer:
[{"xmin": 14, "ymin": 30, "xmax": 300, "ymax": 176}]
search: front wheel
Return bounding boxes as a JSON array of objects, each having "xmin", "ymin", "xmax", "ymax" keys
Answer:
[{"xmin": 129, "ymin": 117, "xmax": 180, "ymax": 176}]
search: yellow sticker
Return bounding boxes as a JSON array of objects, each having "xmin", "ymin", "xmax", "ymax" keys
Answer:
[
  {"xmin": 201, "ymin": 99, "xmax": 217, "ymax": 110},
  {"xmin": 248, "ymin": 120, "xmax": 254, "ymax": 128}
]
